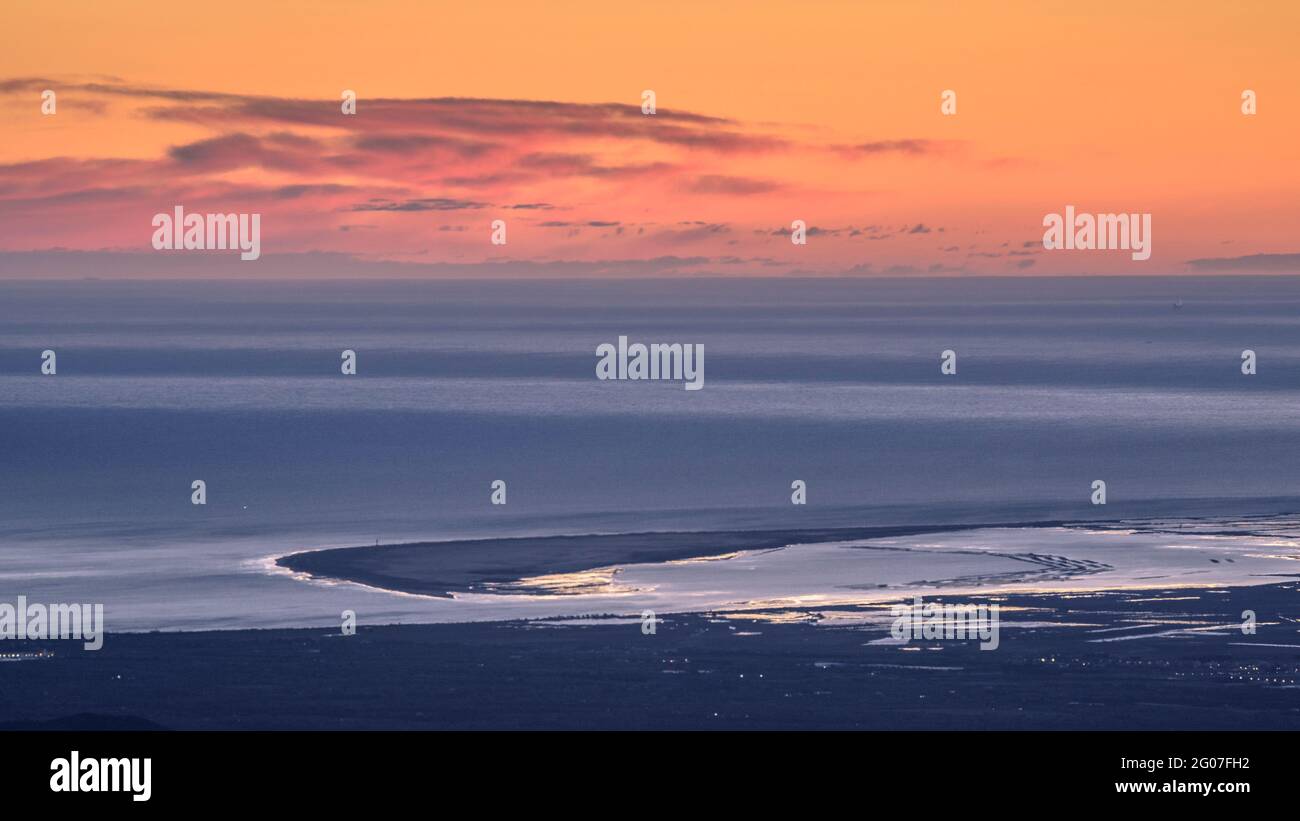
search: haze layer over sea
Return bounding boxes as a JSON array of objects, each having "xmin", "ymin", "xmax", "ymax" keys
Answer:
[{"xmin": 2, "ymin": 276, "xmax": 1299, "ymax": 631}]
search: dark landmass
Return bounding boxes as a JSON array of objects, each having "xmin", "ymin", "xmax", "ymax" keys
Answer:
[
  {"xmin": 277, "ymin": 521, "xmax": 1074, "ymax": 597},
  {"xmin": 1, "ymin": 581, "xmax": 1297, "ymax": 730},
  {"xmin": 0, "ymin": 713, "xmax": 165, "ymax": 731}
]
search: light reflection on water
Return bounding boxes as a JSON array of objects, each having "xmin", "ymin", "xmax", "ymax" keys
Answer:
[
  {"xmin": 4, "ymin": 516, "xmax": 1298, "ymax": 632},
  {"xmin": 461, "ymin": 518, "xmax": 1300, "ymax": 628}
]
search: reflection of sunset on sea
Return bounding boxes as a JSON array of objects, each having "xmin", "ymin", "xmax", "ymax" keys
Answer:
[{"xmin": 4, "ymin": 1, "xmax": 1300, "ymax": 277}]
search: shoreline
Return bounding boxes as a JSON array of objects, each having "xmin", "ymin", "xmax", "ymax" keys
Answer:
[
  {"xmin": 274, "ymin": 519, "xmax": 1084, "ymax": 598},
  {"xmin": 3, "ymin": 579, "xmax": 1297, "ymax": 730}
]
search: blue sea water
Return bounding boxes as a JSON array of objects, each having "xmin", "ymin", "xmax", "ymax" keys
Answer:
[{"xmin": 1, "ymin": 276, "xmax": 1299, "ymax": 629}]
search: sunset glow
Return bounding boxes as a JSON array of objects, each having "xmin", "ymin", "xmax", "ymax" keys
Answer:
[{"xmin": 2, "ymin": 0, "xmax": 1298, "ymax": 277}]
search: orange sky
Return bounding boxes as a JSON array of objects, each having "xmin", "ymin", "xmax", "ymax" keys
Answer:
[{"xmin": 2, "ymin": 0, "xmax": 1298, "ymax": 277}]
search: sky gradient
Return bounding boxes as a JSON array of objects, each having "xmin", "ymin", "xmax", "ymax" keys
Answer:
[{"xmin": 2, "ymin": 0, "xmax": 1298, "ymax": 278}]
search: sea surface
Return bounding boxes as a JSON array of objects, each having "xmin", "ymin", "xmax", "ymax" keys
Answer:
[{"xmin": 2, "ymin": 276, "xmax": 1299, "ymax": 631}]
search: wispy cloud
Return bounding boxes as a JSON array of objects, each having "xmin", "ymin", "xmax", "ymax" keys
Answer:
[
  {"xmin": 0, "ymin": 77, "xmax": 1016, "ymax": 277},
  {"xmin": 1186, "ymin": 253, "xmax": 1300, "ymax": 272}
]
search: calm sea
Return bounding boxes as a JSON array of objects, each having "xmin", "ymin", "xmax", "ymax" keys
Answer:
[{"xmin": 2, "ymin": 276, "xmax": 1298, "ymax": 629}]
